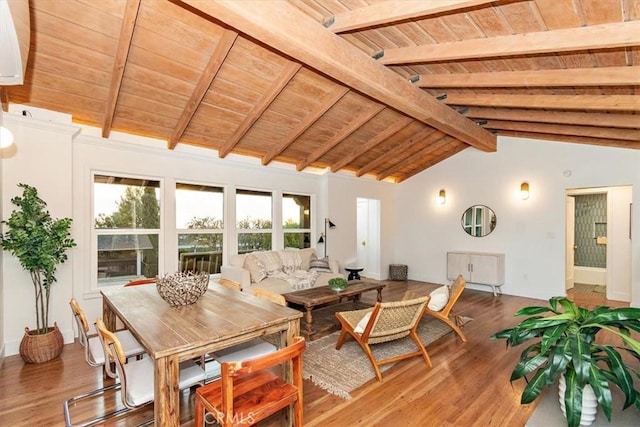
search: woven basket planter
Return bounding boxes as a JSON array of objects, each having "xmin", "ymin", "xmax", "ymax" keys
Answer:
[
  {"xmin": 156, "ymin": 271, "xmax": 209, "ymax": 306},
  {"xmin": 19, "ymin": 323, "xmax": 64, "ymax": 364}
]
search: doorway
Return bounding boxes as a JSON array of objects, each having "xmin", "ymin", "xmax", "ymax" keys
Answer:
[
  {"xmin": 356, "ymin": 198, "xmax": 381, "ymax": 280},
  {"xmin": 565, "ymin": 186, "xmax": 632, "ymax": 302}
]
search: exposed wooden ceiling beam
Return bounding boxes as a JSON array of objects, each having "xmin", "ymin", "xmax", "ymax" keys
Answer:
[
  {"xmin": 261, "ymin": 86, "xmax": 349, "ymax": 165},
  {"xmin": 297, "ymin": 103, "xmax": 385, "ymax": 171},
  {"xmin": 395, "ymin": 140, "xmax": 467, "ymax": 183},
  {"xmin": 463, "ymin": 107, "xmax": 640, "ymax": 129},
  {"xmin": 498, "ymin": 131, "xmax": 640, "ymax": 150},
  {"xmin": 101, "ymin": 0, "xmax": 141, "ymax": 139},
  {"xmin": 358, "ymin": 127, "xmax": 444, "ymax": 177},
  {"xmin": 180, "ymin": 0, "xmax": 496, "ymax": 152},
  {"xmin": 484, "ymin": 120, "xmax": 640, "ymax": 142},
  {"xmin": 323, "ymin": 0, "xmax": 500, "ymax": 33},
  {"xmin": 330, "ymin": 116, "xmax": 413, "ymax": 173},
  {"xmin": 377, "ymin": 133, "xmax": 452, "ymax": 180},
  {"xmin": 414, "ymin": 66, "xmax": 640, "ymax": 88},
  {"xmin": 379, "ymin": 21, "xmax": 640, "ymax": 65},
  {"xmin": 445, "ymin": 94, "xmax": 640, "ymax": 111},
  {"xmin": 218, "ymin": 61, "xmax": 301, "ymax": 158},
  {"xmin": 168, "ymin": 30, "xmax": 238, "ymax": 150}
]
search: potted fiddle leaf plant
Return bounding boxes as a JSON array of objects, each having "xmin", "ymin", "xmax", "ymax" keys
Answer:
[
  {"xmin": 491, "ymin": 296, "xmax": 640, "ymax": 427},
  {"xmin": 0, "ymin": 183, "xmax": 76, "ymax": 363}
]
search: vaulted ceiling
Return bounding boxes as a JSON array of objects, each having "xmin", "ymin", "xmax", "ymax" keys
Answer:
[{"xmin": 2, "ymin": 0, "xmax": 638, "ymax": 183}]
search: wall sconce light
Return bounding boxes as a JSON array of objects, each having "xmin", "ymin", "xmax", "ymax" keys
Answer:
[
  {"xmin": 0, "ymin": 110, "xmax": 15, "ymax": 148},
  {"xmin": 317, "ymin": 218, "xmax": 336, "ymax": 257},
  {"xmin": 0, "ymin": 125, "xmax": 14, "ymax": 148},
  {"xmin": 438, "ymin": 189, "xmax": 446, "ymax": 204},
  {"xmin": 520, "ymin": 182, "xmax": 530, "ymax": 200}
]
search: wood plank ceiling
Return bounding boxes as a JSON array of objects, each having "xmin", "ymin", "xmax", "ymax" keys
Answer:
[{"xmin": 1, "ymin": 0, "xmax": 638, "ymax": 183}]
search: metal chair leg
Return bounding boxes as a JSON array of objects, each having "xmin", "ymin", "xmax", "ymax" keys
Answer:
[{"xmin": 63, "ymin": 382, "xmax": 129, "ymax": 427}]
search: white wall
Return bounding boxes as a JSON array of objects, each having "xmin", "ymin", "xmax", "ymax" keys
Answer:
[
  {"xmin": 395, "ymin": 136, "xmax": 640, "ymax": 305},
  {"xmin": 327, "ymin": 174, "xmax": 396, "ymax": 280},
  {"xmin": 1, "ymin": 114, "xmax": 78, "ymax": 356}
]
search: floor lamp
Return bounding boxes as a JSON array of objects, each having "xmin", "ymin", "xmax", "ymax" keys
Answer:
[{"xmin": 317, "ymin": 218, "xmax": 336, "ymax": 258}]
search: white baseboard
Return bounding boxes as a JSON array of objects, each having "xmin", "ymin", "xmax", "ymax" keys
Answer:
[{"xmin": 4, "ymin": 327, "xmax": 75, "ymax": 357}]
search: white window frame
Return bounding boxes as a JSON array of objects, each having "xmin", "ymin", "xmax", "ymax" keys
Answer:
[
  {"xmin": 92, "ymin": 172, "xmax": 164, "ymax": 289},
  {"xmin": 176, "ymin": 181, "xmax": 225, "ymax": 275}
]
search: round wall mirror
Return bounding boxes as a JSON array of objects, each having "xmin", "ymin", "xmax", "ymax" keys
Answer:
[{"xmin": 461, "ymin": 205, "xmax": 497, "ymax": 237}]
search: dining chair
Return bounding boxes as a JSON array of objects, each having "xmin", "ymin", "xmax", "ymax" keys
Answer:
[
  {"xmin": 209, "ymin": 287, "xmax": 287, "ymax": 370},
  {"xmin": 423, "ymin": 275, "xmax": 468, "ymax": 342},
  {"xmin": 217, "ymin": 278, "xmax": 242, "ymax": 291},
  {"xmin": 252, "ymin": 287, "xmax": 287, "ymax": 306},
  {"xmin": 64, "ymin": 298, "xmax": 146, "ymax": 427},
  {"xmin": 123, "ymin": 278, "xmax": 156, "ymax": 286},
  {"xmin": 194, "ymin": 336, "xmax": 305, "ymax": 427},
  {"xmin": 94, "ymin": 318, "xmax": 206, "ymax": 424},
  {"xmin": 334, "ymin": 295, "xmax": 431, "ymax": 382}
]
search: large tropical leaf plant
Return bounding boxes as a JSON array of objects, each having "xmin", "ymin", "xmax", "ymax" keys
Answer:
[
  {"xmin": 491, "ymin": 296, "xmax": 640, "ymax": 427},
  {"xmin": 0, "ymin": 183, "xmax": 76, "ymax": 334}
]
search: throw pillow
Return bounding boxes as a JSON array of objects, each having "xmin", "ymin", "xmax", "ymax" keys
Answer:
[
  {"xmin": 354, "ymin": 311, "xmax": 373, "ymax": 333},
  {"xmin": 244, "ymin": 254, "xmax": 266, "ymax": 283},
  {"xmin": 309, "ymin": 253, "xmax": 332, "ymax": 273},
  {"xmin": 428, "ymin": 285, "xmax": 450, "ymax": 312}
]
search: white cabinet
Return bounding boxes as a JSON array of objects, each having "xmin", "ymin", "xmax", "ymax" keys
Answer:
[{"xmin": 447, "ymin": 251, "xmax": 505, "ymax": 296}]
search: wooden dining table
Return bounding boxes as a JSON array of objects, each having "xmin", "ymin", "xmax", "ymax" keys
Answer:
[{"xmin": 101, "ymin": 284, "xmax": 302, "ymax": 426}]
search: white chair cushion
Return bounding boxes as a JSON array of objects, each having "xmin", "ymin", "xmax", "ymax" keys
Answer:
[
  {"xmin": 354, "ymin": 312, "xmax": 372, "ymax": 333},
  {"xmin": 89, "ymin": 329, "xmax": 145, "ymax": 367},
  {"xmin": 124, "ymin": 358, "xmax": 205, "ymax": 407},
  {"xmin": 115, "ymin": 329, "xmax": 146, "ymax": 357},
  {"xmin": 88, "ymin": 336, "xmax": 106, "ymax": 365},
  {"xmin": 213, "ymin": 338, "xmax": 276, "ymax": 363},
  {"xmin": 428, "ymin": 286, "xmax": 450, "ymax": 311}
]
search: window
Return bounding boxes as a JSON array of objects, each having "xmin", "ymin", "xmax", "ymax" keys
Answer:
[
  {"xmin": 283, "ymin": 193, "xmax": 311, "ymax": 249},
  {"xmin": 236, "ymin": 189, "xmax": 272, "ymax": 253},
  {"xmin": 176, "ymin": 183, "xmax": 224, "ymax": 275},
  {"xmin": 94, "ymin": 175, "xmax": 160, "ymax": 286}
]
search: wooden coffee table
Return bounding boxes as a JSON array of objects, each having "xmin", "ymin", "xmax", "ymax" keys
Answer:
[{"xmin": 283, "ymin": 280, "xmax": 386, "ymax": 340}]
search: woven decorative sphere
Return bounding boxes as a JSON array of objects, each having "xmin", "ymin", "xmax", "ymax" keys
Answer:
[{"xmin": 156, "ymin": 271, "xmax": 209, "ymax": 306}]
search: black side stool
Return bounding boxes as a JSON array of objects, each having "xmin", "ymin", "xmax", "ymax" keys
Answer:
[{"xmin": 345, "ymin": 266, "xmax": 364, "ymax": 281}]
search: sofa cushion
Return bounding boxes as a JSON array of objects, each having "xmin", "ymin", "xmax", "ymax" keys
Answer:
[
  {"xmin": 428, "ymin": 286, "xmax": 450, "ymax": 311},
  {"xmin": 298, "ymin": 248, "xmax": 316, "ymax": 270},
  {"xmin": 244, "ymin": 254, "xmax": 266, "ymax": 283},
  {"xmin": 254, "ymin": 251, "xmax": 283, "ymax": 276},
  {"xmin": 279, "ymin": 250, "xmax": 302, "ymax": 274},
  {"xmin": 309, "ymin": 253, "xmax": 332, "ymax": 273}
]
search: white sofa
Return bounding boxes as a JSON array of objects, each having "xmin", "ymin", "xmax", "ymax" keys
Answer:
[{"xmin": 220, "ymin": 248, "xmax": 344, "ymax": 294}]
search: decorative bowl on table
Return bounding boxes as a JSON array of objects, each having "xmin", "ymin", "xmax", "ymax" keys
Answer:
[
  {"xmin": 156, "ymin": 271, "xmax": 209, "ymax": 306},
  {"xmin": 327, "ymin": 277, "xmax": 349, "ymax": 292}
]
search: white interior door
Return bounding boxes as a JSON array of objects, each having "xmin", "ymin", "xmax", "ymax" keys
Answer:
[
  {"xmin": 357, "ymin": 197, "xmax": 381, "ymax": 279},
  {"xmin": 565, "ymin": 195, "xmax": 575, "ymax": 291},
  {"xmin": 356, "ymin": 198, "xmax": 368, "ymax": 270}
]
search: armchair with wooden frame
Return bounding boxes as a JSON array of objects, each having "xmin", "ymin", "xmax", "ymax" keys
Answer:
[
  {"xmin": 423, "ymin": 275, "xmax": 467, "ymax": 342},
  {"xmin": 334, "ymin": 295, "xmax": 432, "ymax": 382}
]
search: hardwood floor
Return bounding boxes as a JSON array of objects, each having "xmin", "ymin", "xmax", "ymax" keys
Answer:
[{"xmin": 0, "ymin": 280, "xmax": 626, "ymax": 426}]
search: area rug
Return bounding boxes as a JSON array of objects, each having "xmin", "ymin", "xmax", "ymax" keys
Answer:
[{"xmin": 303, "ymin": 316, "xmax": 471, "ymax": 399}]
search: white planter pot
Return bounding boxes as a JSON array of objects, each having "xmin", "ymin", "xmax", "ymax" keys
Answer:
[{"xmin": 558, "ymin": 374, "xmax": 598, "ymax": 426}]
